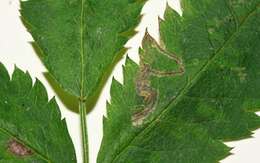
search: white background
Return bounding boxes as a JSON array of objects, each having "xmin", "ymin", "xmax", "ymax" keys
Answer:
[{"xmin": 1, "ymin": 0, "xmax": 260, "ymax": 163}]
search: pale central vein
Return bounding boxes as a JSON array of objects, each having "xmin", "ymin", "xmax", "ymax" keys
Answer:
[
  {"xmin": 80, "ymin": 0, "xmax": 85, "ymax": 99},
  {"xmin": 111, "ymin": 4, "xmax": 260, "ymax": 163}
]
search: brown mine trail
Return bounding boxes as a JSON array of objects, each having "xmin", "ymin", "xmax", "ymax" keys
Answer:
[{"xmin": 132, "ymin": 39, "xmax": 185, "ymax": 126}]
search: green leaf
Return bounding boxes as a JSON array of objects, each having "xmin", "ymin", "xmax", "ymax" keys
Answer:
[
  {"xmin": 20, "ymin": 0, "xmax": 144, "ymax": 99},
  {"xmin": 98, "ymin": 1, "xmax": 260, "ymax": 162},
  {"xmin": 0, "ymin": 63, "xmax": 76, "ymax": 162}
]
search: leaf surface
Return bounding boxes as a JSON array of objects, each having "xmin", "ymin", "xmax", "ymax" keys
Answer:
[
  {"xmin": 98, "ymin": 1, "xmax": 260, "ymax": 162},
  {"xmin": 0, "ymin": 63, "xmax": 76, "ymax": 163},
  {"xmin": 20, "ymin": 0, "xmax": 144, "ymax": 99}
]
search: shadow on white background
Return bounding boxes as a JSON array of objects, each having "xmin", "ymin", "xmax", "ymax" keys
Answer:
[{"xmin": 0, "ymin": 0, "xmax": 260, "ymax": 162}]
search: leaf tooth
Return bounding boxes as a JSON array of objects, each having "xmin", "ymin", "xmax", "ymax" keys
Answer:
[
  {"xmin": 12, "ymin": 65, "xmax": 32, "ymax": 83},
  {"xmin": 110, "ymin": 77, "xmax": 123, "ymax": 104},
  {"xmin": 47, "ymin": 97, "xmax": 62, "ymax": 121},
  {"xmin": 141, "ymin": 29, "xmax": 159, "ymax": 50},
  {"xmin": 105, "ymin": 100, "xmax": 112, "ymax": 119},
  {"xmin": 11, "ymin": 66, "xmax": 33, "ymax": 96},
  {"xmin": 106, "ymin": 100, "xmax": 121, "ymax": 123},
  {"xmin": 102, "ymin": 115, "xmax": 108, "ymax": 130},
  {"xmin": 161, "ymin": 3, "xmax": 183, "ymax": 33},
  {"xmin": 165, "ymin": 1, "xmax": 182, "ymax": 17},
  {"xmin": 119, "ymin": 0, "xmax": 146, "ymax": 39},
  {"xmin": 0, "ymin": 62, "xmax": 10, "ymax": 82},
  {"xmin": 125, "ymin": 55, "xmax": 136, "ymax": 67},
  {"xmin": 141, "ymin": 28, "xmax": 151, "ymax": 47},
  {"xmin": 124, "ymin": 56, "xmax": 139, "ymax": 84},
  {"xmin": 32, "ymin": 78, "xmax": 49, "ymax": 104}
]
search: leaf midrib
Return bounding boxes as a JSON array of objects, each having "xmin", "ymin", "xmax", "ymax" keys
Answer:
[
  {"xmin": 111, "ymin": 4, "xmax": 260, "ymax": 163},
  {"xmin": 80, "ymin": 0, "xmax": 86, "ymax": 99},
  {"xmin": 0, "ymin": 127, "xmax": 51, "ymax": 163}
]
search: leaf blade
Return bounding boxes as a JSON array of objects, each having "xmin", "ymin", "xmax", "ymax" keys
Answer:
[
  {"xmin": 0, "ymin": 63, "xmax": 76, "ymax": 163},
  {"xmin": 20, "ymin": 0, "xmax": 144, "ymax": 99},
  {"xmin": 99, "ymin": 1, "xmax": 260, "ymax": 162}
]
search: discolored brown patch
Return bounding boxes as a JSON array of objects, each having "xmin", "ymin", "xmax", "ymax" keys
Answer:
[
  {"xmin": 8, "ymin": 139, "xmax": 33, "ymax": 157},
  {"xmin": 132, "ymin": 34, "xmax": 185, "ymax": 126},
  {"xmin": 132, "ymin": 63, "xmax": 157, "ymax": 125}
]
